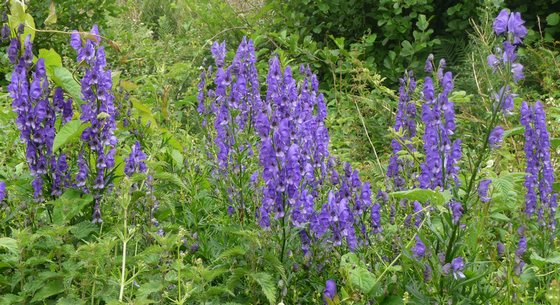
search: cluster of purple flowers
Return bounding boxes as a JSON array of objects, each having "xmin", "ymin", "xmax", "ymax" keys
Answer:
[
  {"xmin": 71, "ymin": 26, "xmax": 117, "ymax": 189},
  {"xmin": 418, "ymin": 57, "xmax": 461, "ymax": 190},
  {"xmin": 70, "ymin": 26, "xmax": 117, "ymax": 222},
  {"xmin": 256, "ymin": 56, "xmax": 330, "ymax": 229},
  {"xmin": 520, "ymin": 101, "xmax": 557, "ymax": 230},
  {"xmin": 124, "ymin": 142, "xmax": 148, "ymax": 176},
  {"xmin": 387, "ymin": 71, "xmax": 416, "ymax": 190},
  {"xmin": 198, "ymin": 38, "xmax": 261, "ymax": 216},
  {"xmin": 8, "ymin": 33, "xmax": 73, "ymax": 200},
  {"xmin": 488, "ymin": 10, "xmax": 527, "ymax": 114}
]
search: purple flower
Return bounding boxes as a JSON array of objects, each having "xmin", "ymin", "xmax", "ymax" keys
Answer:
[
  {"xmin": 412, "ymin": 236, "xmax": 426, "ymax": 259},
  {"xmin": 124, "ymin": 141, "xmax": 148, "ymax": 176},
  {"xmin": 0, "ymin": 181, "xmax": 6, "ymax": 201},
  {"xmin": 423, "ymin": 263, "xmax": 432, "ymax": 282},
  {"xmin": 507, "ymin": 12, "xmax": 528, "ymax": 44},
  {"xmin": 478, "ymin": 179, "xmax": 492, "ymax": 203},
  {"xmin": 324, "ymin": 279, "xmax": 337, "ymax": 303},
  {"xmin": 511, "ymin": 63, "xmax": 524, "ymax": 82},
  {"xmin": 488, "ymin": 125, "xmax": 504, "ymax": 148},
  {"xmin": 497, "ymin": 241, "xmax": 505, "ymax": 257},
  {"xmin": 493, "ymin": 9, "xmax": 510, "ymax": 35},
  {"xmin": 425, "ymin": 54, "xmax": 434, "ymax": 73},
  {"xmin": 449, "ymin": 200, "xmax": 463, "ymax": 224},
  {"xmin": 443, "ymin": 257, "xmax": 466, "ymax": 280}
]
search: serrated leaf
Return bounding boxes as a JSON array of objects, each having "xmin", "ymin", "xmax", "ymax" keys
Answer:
[
  {"xmin": 53, "ymin": 120, "xmax": 90, "ymax": 152},
  {"xmin": 31, "ymin": 279, "xmax": 64, "ymax": 302},
  {"xmin": 248, "ymin": 272, "xmax": 276, "ymax": 305},
  {"xmin": 52, "ymin": 67, "xmax": 83, "ymax": 104},
  {"xmin": 0, "ymin": 237, "xmax": 18, "ymax": 256},
  {"xmin": 52, "ymin": 189, "xmax": 93, "ymax": 224},
  {"xmin": 154, "ymin": 172, "xmax": 186, "ymax": 189},
  {"xmin": 389, "ymin": 189, "xmax": 445, "ymax": 205}
]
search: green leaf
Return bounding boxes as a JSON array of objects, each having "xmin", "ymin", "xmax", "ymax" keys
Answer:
[
  {"xmin": 389, "ymin": 189, "xmax": 445, "ymax": 205},
  {"xmin": 416, "ymin": 14, "xmax": 428, "ymax": 31},
  {"xmin": 52, "ymin": 67, "xmax": 83, "ymax": 104},
  {"xmin": 248, "ymin": 272, "xmax": 276, "ymax": 305},
  {"xmin": 44, "ymin": 1, "xmax": 57, "ymax": 25},
  {"xmin": 52, "ymin": 120, "xmax": 90, "ymax": 152},
  {"xmin": 0, "ymin": 237, "xmax": 18, "ymax": 256},
  {"xmin": 530, "ymin": 252, "xmax": 560, "ymax": 266},
  {"xmin": 154, "ymin": 172, "xmax": 186, "ymax": 189},
  {"xmin": 38, "ymin": 48, "xmax": 62, "ymax": 77},
  {"xmin": 8, "ymin": 0, "xmax": 36, "ymax": 42},
  {"xmin": 31, "ymin": 279, "xmax": 64, "ymax": 302},
  {"xmin": 340, "ymin": 253, "xmax": 376, "ymax": 294},
  {"xmin": 52, "ymin": 189, "xmax": 94, "ymax": 224},
  {"xmin": 503, "ymin": 126, "xmax": 524, "ymax": 138},
  {"xmin": 546, "ymin": 13, "xmax": 560, "ymax": 26}
]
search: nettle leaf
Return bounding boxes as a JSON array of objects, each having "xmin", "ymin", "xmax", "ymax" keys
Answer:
[
  {"xmin": 52, "ymin": 67, "xmax": 83, "ymax": 104},
  {"xmin": 340, "ymin": 253, "xmax": 377, "ymax": 295},
  {"xmin": 53, "ymin": 120, "xmax": 90, "ymax": 152},
  {"xmin": 51, "ymin": 189, "xmax": 94, "ymax": 224},
  {"xmin": 389, "ymin": 189, "xmax": 445, "ymax": 206},
  {"xmin": 30, "ymin": 278, "xmax": 65, "ymax": 302},
  {"xmin": 0, "ymin": 237, "xmax": 19, "ymax": 257},
  {"xmin": 530, "ymin": 252, "xmax": 560, "ymax": 267},
  {"xmin": 248, "ymin": 272, "xmax": 276, "ymax": 305}
]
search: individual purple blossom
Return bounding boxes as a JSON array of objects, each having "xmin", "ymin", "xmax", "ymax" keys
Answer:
[
  {"xmin": 449, "ymin": 200, "xmax": 463, "ymax": 224},
  {"xmin": 443, "ymin": 257, "xmax": 466, "ymax": 280},
  {"xmin": 425, "ymin": 54, "xmax": 434, "ymax": 73},
  {"xmin": 423, "ymin": 263, "xmax": 432, "ymax": 282},
  {"xmin": 324, "ymin": 280, "xmax": 337, "ymax": 303},
  {"xmin": 478, "ymin": 179, "xmax": 492, "ymax": 203},
  {"xmin": 412, "ymin": 236, "xmax": 426, "ymax": 259},
  {"xmin": 514, "ymin": 233, "xmax": 526, "ymax": 275},
  {"xmin": 493, "ymin": 9, "xmax": 510, "ymax": 35},
  {"xmin": 497, "ymin": 241, "xmax": 505, "ymax": 257},
  {"xmin": 507, "ymin": 12, "xmax": 528, "ymax": 44},
  {"xmin": 488, "ymin": 126, "xmax": 504, "ymax": 148}
]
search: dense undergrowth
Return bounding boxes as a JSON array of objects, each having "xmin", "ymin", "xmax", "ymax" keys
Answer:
[{"xmin": 0, "ymin": 0, "xmax": 559, "ymax": 304}]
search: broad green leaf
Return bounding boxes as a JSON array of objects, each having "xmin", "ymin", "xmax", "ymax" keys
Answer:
[
  {"xmin": 52, "ymin": 120, "xmax": 89, "ymax": 152},
  {"xmin": 530, "ymin": 252, "xmax": 560, "ymax": 266},
  {"xmin": 248, "ymin": 272, "xmax": 276, "ymax": 305},
  {"xmin": 503, "ymin": 126, "xmax": 524, "ymax": 138},
  {"xmin": 154, "ymin": 172, "xmax": 186, "ymax": 189},
  {"xmin": 340, "ymin": 253, "xmax": 376, "ymax": 294},
  {"xmin": 38, "ymin": 48, "xmax": 62, "ymax": 77},
  {"xmin": 546, "ymin": 13, "xmax": 560, "ymax": 26},
  {"xmin": 0, "ymin": 237, "xmax": 18, "ymax": 256},
  {"xmin": 389, "ymin": 189, "xmax": 445, "ymax": 206},
  {"xmin": 52, "ymin": 67, "xmax": 83, "ymax": 104},
  {"xmin": 52, "ymin": 189, "xmax": 94, "ymax": 224},
  {"xmin": 31, "ymin": 279, "xmax": 64, "ymax": 302},
  {"xmin": 8, "ymin": 0, "xmax": 35, "ymax": 42}
]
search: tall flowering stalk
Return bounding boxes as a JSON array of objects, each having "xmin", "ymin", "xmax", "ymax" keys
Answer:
[
  {"xmin": 418, "ymin": 60, "xmax": 461, "ymax": 191},
  {"xmin": 70, "ymin": 25, "xmax": 117, "ymax": 223},
  {"xmin": 198, "ymin": 38, "xmax": 261, "ymax": 222},
  {"xmin": 8, "ymin": 33, "xmax": 73, "ymax": 202},
  {"xmin": 520, "ymin": 101, "xmax": 557, "ymax": 230},
  {"xmin": 387, "ymin": 71, "xmax": 417, "ymax": 190}
]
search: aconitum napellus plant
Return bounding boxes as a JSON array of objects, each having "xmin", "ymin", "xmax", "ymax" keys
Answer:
[
  {"xmin": 70, "ymin": 25, "xmax": 118, "ymax": 223},
  {"xmin": 8, "ymin": 33, "xmax": 73, "ymax": 201}
]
